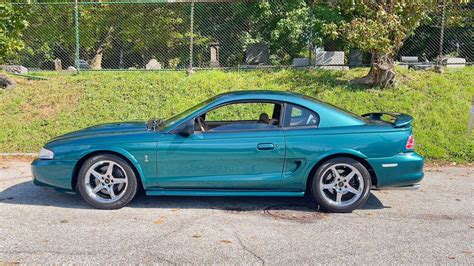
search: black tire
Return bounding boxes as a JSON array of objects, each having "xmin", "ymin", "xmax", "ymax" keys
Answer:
[
  {"xmin": 76, "ymin": 154, "xmax": 138, "ymax": 210},
  {"xmin": 310, "ymin": 157, "xmax": 371, "ymax": 213}
]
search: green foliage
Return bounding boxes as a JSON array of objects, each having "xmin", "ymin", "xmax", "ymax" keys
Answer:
[
  {"xmin": 323, "ymin": 1, "xmax": 434, "ymax": 56},
  {"xmin": 0, "ymin": 3, "xmax": 29, "ymax": 64},
  {"xmin": 9, "ymin": 1, "xmax": 346, "ymax": 68},
  {"xmin": 0, "ymin": 67, "xmax": 472, "ymax": 163},
  {"xmin": 246, "ymin": 1, "xmax": 344, "ymax": 64},
  {"xmin": 399, "ymin": 2, "xmax": 473, "ymax": 61}
]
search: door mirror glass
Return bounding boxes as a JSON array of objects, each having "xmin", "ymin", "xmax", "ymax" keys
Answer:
[{"xmin": 177, "ymin": 119, "xmax": 195, "ymax": 136}]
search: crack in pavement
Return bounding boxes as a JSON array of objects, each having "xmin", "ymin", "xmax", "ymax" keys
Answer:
[{"xmin": 233, "ymin": 231, "xmax": 265, "ymax": 265}]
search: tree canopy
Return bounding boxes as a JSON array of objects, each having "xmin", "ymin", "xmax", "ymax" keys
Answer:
[{"xmin": 0, "ymin": 3, "xmax": 29, "ymax": 64}]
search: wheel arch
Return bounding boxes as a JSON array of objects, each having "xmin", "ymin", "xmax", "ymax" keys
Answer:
[
  {"xmin": 305, "ymin": 153, "xmax": 378, "ymax": 194},
  {"xmin": 71, "ymin": 149, "xmax": 146, "ymax": 191}
]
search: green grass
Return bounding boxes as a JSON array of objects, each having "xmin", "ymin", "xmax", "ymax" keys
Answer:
[{"xmin": 0, "ymin": 67, "xmax": 473, "ymax": 163}]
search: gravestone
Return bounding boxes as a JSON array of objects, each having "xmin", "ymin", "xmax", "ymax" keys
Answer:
[
  {"xmin": 442, "ymin": 57, "xmax": 466, "ymax": 68},
  {"xmin": 292, "ymin": 58, "xmax": 310, "ymax": 67},
  {"xmin": 67, "ymin": 66, "xmax": 77, "ymax": 74},
  {"xmin": 399, "ymin": 56, "xmax": 419, "ymax": 68},
  {"xmin": 401, "ymin": 56, "xmax": 419, "ymax": 63},
  {"xmin": 315, "ymin": 51, "xmax": 347, "ymax": 70},
  {"xmin": 146, "ymin": 59, "xmax": 162, "ymax": 70},
  {"xmin": 210, "ymin": 42, "xmax": 220, "ymax": 67},
  {"xmin": 245, "ymin": 44, "xmax": 269, "ymax": 65},
  {"xmin": 349, "ymin": 50, "xmax": 363, "ymax": 67},
  {"xmin": 54, "ymin": 58, "xmax": 62, "ymax": 71},
  {"xmin": 77, "ymin": 59, "xmax": 91, "ymax": 69}
]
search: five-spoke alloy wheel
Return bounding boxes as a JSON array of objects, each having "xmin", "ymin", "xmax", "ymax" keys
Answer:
[
  {"xmin": 311, "ymin": 157, "xmax": 371, "ymax": 213},
  {"xmin": 77, "ymin": 154, "xmax": 138, "ymax": 209}
]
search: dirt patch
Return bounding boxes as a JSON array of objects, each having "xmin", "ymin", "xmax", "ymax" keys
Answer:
[{"xmin": 0, "ymin": 156, "xmax": 34, "ymax": 163}]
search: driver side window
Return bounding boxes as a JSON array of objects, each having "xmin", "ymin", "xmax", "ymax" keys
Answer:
[{"xmin": 196, "ymin": 102, "xmax": 281, "ymax": 132}]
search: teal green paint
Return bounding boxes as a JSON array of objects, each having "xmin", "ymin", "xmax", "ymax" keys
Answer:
[
  {"xmin": 31, "ymin": 91, "xmax": 425, "ymax": 195},
  {"xmin": 156, "ymin": 130, "xmax": 285, "ymax": 190}
]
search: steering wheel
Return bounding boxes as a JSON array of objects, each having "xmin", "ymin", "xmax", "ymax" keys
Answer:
[{"xmin": 196, "ymin": 116, "xmax": 208, "ymax": 131}]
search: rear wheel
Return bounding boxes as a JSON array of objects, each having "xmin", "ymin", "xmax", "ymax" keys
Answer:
[
  {"xmin": 311, "ymin": 157, "xmax": 371, "ymax": 213},
  {"xmin": 77, "ymin": 154, "xmax": 138, "ymax": 209}
]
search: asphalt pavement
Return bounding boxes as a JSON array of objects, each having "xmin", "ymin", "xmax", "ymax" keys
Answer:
[{"xmin": 0, "ymin": 160, "xmax": 473, "ymax": 264}]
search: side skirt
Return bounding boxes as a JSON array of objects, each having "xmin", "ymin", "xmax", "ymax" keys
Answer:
[{"xmin": 145, "ymin": 189, "xmax": 305, "ymax": 197}]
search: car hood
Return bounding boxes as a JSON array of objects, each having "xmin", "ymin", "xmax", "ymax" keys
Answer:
[{"xmin": 50, "ymin": 121, "xmax": 149, "ymax": 142}]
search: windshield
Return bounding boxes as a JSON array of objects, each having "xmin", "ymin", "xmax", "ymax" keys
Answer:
[{"xmin": 160, "ymin": 97, "xmax": 216, "ymax": 129}]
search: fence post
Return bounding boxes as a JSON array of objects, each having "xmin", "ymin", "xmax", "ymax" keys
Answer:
[
  {"xmin": 307, "ymin": 0, "xmax": 314, "ymax": 67},
  {"xmin": 438, "ymin": 0, "xmax": 446, "ymax": 60},
  {"xmin": 74, "ymin": 0, "xmax": 80, "ymax": 72},
  {"xmin": 189, "ymin": 0, "xmax": 195, "ymax": 71}
]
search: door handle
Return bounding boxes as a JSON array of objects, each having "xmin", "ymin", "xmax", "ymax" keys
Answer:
[{"xmin": 257, "ymin": 143, "xmax": 274, "ymax": 150}]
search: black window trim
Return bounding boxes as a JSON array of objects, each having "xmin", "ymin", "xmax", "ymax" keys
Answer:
[{"xmin": 282, "ymin": 102, "xmax": 320, "ymax": 129}]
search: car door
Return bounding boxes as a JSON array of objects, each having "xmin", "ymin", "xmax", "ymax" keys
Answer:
[
  {"xmin": 156, "ymin": 102, "xmax": 285, "ymax": 190},
  {"xmin": 280, "ymin": 103, "xmax": 322, "ymax": 190}
]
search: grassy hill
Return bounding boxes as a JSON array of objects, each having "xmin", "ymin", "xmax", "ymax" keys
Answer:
[{"xmin": 0, "ymin": 67, "xmax": 472, "ymax": 163}]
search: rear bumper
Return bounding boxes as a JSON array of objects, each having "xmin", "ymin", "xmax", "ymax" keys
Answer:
[
  {"xmin": 367, "ymin": 152, "xmax": 424, "ymax": 188},
  {"xmin": 31, "ymin": 159, "xmax": 76, "ymax": 192}
]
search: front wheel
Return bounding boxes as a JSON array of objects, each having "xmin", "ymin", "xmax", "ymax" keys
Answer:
[
  {"xmin": 77, "ymin": 154, "xmax": 138, "ymax": 209},
  {"xmin": 311, "ymin": 157, "xmax": 371, "ymax": 213}
]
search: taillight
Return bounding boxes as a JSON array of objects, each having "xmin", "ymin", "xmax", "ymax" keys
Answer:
[{"xmin": 406, "ymin": 134, "xmax": 415, "ymax": 150}]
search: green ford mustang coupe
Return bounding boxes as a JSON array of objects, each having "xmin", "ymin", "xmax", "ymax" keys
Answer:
[{"xmin": 32, "ymin": 91, "xmax": 424, "ymax": 212}]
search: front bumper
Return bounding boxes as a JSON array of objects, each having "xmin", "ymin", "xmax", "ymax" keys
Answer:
[
  {"xmin": 367, "ymin": 152, "xmax": 424, "ymax": 188},
  {"xmin": 31, "ymin": 159, "xmax": 76, "ymax": 192}
]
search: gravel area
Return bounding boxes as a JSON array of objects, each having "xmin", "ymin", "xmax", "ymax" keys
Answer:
[{"xmin": 0, "ymin": 160, "xmax": 473, "ymax": 264}]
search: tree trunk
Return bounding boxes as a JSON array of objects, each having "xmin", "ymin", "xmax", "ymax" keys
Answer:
[
  {"xmin": 90, "ymin": 27, "xmax": 114, "ymax": 70},
  {"xmin": 350, "ymin": 53, "xmax": 396, "ymax": 88}
]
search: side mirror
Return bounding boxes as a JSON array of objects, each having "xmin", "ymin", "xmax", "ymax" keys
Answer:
[{"xmin": 177, "ymin": 119, "xmax": 195, "ymax": 136}]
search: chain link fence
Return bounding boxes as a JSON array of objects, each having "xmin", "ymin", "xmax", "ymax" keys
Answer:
[{"xmin": 7, "ymin": 0, "xmax": 474, "ymax": 71}]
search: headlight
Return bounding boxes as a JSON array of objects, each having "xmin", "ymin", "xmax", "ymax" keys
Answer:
[{"xmin": 38, "ymin": 148, "xmax": 54, "ymax": 160}]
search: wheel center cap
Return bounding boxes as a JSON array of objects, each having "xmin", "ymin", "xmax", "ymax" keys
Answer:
[
  {"xmin": 104, "ymin": 179, "xmax": 110, "ymax": 184},
  {"xmin": 338, "ymin": 182, "xmax": 344, "ymax": 187}
]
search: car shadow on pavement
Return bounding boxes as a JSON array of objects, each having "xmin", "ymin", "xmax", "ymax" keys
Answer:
[{"xmin": 0, "ymin": 180, "xmax": 386, "ymax": 211}]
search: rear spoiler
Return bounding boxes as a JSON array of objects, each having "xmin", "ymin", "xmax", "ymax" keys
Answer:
[{"xmin": 361, "ymin": 112, "xmax": 413, "ymax": 128}]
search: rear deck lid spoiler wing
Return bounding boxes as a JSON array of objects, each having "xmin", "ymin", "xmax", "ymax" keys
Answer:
[{"xmin": 361, "ymin": 112, "xmax": 413, "ymax": 128}]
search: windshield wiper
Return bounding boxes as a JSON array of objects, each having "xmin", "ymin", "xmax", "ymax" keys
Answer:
[{"xmin": 146, "ymin": 118, "xmax": 163, "ymax": 131}]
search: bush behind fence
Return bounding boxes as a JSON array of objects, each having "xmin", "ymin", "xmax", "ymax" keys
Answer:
[{"xmin": 9, "ymin": 0, "xmax": 474, "ymax": 71}]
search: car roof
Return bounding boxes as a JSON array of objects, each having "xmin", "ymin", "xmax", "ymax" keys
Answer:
[
  {"xmin": 215, "ymin": 90, "xmax": 306, "ymax": 100},
  {"xmin": 162, "ymin": 90, "xmax": 366, "ymax": 132}
]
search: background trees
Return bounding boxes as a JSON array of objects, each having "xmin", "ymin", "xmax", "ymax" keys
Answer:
[
  {"xmin": 3, "ymin": 0, "xmax": 471, "ymax": 82},
  {"xmin": 323, "ymin": 1, "xmax": 438, "ymax": 86},
  {"xmin": 323, "ymin": 0, "xmax": 471, "ymax": 87},
  {"xmin": 0, "ymin": 3, "xmax": 29, "ymax": 64}
]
